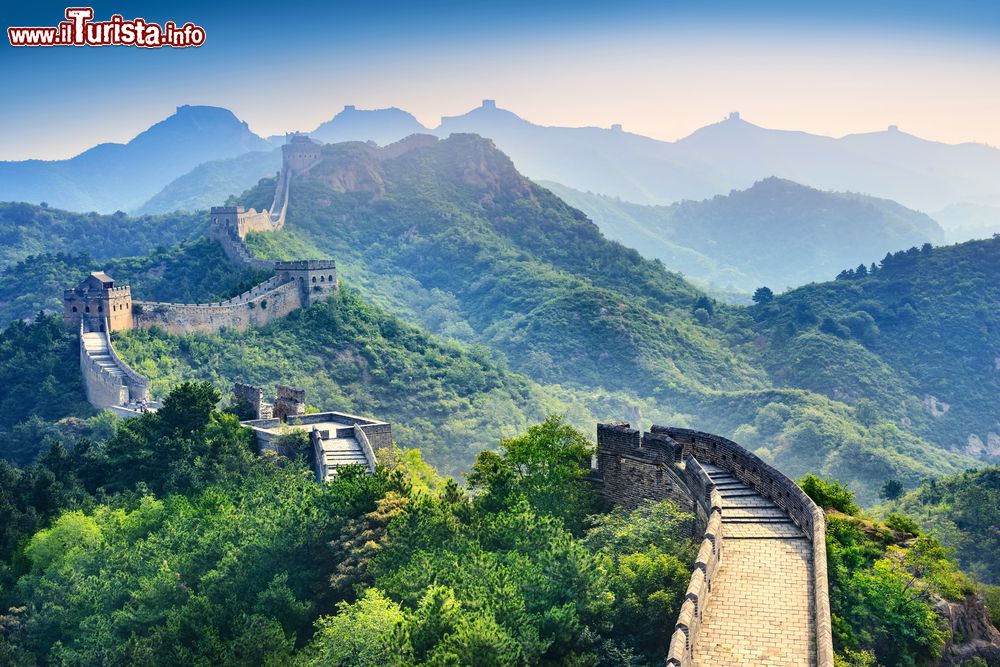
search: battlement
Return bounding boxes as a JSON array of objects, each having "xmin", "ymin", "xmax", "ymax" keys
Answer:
[
  {"xmin": 595, "ymin": 424, "xmax": 834, "ymax": 667},
  {"xmin": 210, "ymin": 205, "xmax": 245, "ymax": 215},
  {"xmin": 274, "ymin": 259, "xmax": 337, "ymax": 271}
]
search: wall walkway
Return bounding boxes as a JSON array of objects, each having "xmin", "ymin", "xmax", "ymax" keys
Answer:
[{"xmin": 595, "ymin": 424, "xmax": 833, "ymax": 667}]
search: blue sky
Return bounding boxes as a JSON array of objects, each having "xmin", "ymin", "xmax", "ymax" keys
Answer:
[{"xmin": 2, "ymin": 1, "xmax": 999, "ymax": 159}]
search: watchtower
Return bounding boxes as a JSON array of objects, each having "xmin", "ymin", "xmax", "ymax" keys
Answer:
[
  {"xmin": 275, "ymin": 260, "xmax": 338, "ymax": 307},
  {"xmin": 63, "ymin": 272, "xmax": 133, "ymax": 333},
  {"xmin": 282, "ymin": 134, "xmax": 322, "ymax": 176}
]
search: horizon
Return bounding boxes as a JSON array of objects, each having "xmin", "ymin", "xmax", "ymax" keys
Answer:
[
  {"xmin": 3, "ymin": 1, "xmax": 1000, "ymax": 160},
  {"xmin": 10, "ymin": 99, "xmax": 998, "ymax": 164}
]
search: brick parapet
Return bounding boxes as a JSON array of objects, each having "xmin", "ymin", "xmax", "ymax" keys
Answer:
[{"xmin": 652, "ymin": 426, "xmax": 834, "ymax": 667}]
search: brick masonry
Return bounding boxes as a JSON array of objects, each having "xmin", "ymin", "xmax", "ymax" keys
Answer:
[{"xmin": 595, "ymin": 423, "xmax": 834, "ymax": 667}]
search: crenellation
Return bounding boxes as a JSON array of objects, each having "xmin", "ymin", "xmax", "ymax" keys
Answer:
[{"xmin": 595, "ymin": 423, "xmax": 833, "ymax": 667}]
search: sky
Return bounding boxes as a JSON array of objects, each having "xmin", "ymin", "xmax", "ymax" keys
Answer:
[{"xmin": 2, "ymin": 0, "xmax": 1000, "ymax": 160}]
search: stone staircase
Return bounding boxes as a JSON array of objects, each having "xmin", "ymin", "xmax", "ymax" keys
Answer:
[
  {"xmin": 693, "ymin": 462, "xmax": 816, "ymax": 666},
  {"xmin": 82, "ymin": 332, "xmax": 125, "ymax": 382},
  {"xmin": 315, "ymin": 432, "xmax": 371, "ymax": 481},
  {"xmin": 79, "ymin": 327, "xmax": 150, "ymax": 411}
]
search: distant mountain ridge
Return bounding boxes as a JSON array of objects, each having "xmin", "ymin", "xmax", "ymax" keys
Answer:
[
  {"xmin": 545, "ymin": 178, "xmax": 946, "ymax": 294},
  {"xmin": 0, "ymin": 105, "xmax": 271, "ymax": 213}
]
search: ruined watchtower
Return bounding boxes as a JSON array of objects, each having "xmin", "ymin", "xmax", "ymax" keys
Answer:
[
  {"xmin": 282, "ymin": 134, "xmax": 322, "ymax": 176},
  {"xmin": 63, "ymin": 272, "xmax": 133, "ymax": 333}
]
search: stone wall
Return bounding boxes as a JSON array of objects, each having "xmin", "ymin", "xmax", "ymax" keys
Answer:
[
  {"xmin": 594, "ymin": 423, "xmax": 834, "ymax": 667},
  {"xmin": 652, "ymin": 426, "xmax": 835, "ymax": 667},
  {"xmin": 134, "ymin": 279, "xmax": 301, "ymax": 335},
  {"xmin": 594, "ymin": 423, "xmax": 695, "ymax": 514},
  {"xmin": 80, "ymin": 337, "xmax": 128, "ymax": 408},
  {"xmin": 233, "ymin": 382, "xmax": 272, "ymax": 420}
]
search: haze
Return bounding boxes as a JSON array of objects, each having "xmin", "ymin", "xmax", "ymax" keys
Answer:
[{"xmin": 2, "ymin": 1, "xmax": 999, "ymax": 160}]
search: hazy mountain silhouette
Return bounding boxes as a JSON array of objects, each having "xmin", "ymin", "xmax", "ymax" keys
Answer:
[
  {"xmin": 544, "ymin": 178, "xmax": 945, "ymax": 294},
  {"xmin": 0, "ymin": 106, "xmax": 271, "ymax": 213},
  {"xmin": 436, "ymin": 103, "xmax": 1000, "ymax": 214},
  {"xmin": 309, "ymin": 105, "xmax": 428, "ymax": 145}
]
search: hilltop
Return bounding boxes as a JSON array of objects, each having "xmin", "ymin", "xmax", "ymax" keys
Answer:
[
  {"xmin": 0, "ymin": 106, "xmax": 270, "ymax": 213},
  {"xmin": 545, "ymin": 178, "xmax": 944, "ymax": 294}
]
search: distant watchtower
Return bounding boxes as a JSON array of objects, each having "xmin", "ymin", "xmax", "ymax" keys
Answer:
[
  {"xmin": 63, "ymin": 272, "xmax": 133, "ymax": 333},
  {"xmin": 282, "ymin": 134, "xmax": 322, "ymax": 176}
]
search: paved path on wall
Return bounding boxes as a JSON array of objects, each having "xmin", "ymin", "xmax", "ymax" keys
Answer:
[{"xmin": 693, "ymin": 463, "xmax": 816, "ymax": 666}]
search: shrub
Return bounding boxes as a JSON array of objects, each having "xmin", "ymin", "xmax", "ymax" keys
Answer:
[{"xmin": 799, "ymin": 474, "xmax": 860, "ymax": 515}]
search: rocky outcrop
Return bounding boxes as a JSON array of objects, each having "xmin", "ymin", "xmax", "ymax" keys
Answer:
[{"xmin": 935, "ymin": 593, "xmax": 1000, "ymax": 665}]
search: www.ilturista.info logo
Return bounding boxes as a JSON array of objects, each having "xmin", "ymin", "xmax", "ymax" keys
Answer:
[{"xmin": 8, "ymin": 7, "xmax": 206, "ymax": 48}]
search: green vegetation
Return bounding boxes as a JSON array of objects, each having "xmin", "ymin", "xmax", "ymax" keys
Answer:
[
  {"xmin": 113, "ymin": 287, "xmax": 552, "ymax": 475},
  {"xmin": 879, "ymin": 467, "xmax": 1000, "ymax": 584},
  {"xmin": 0, "ymin": 315, "xmax": 93, "ymax": 464},
  {"xmin": 804, "ymin": 476, "xmax": 976, "ymax": 666},
  {"xmin": 0, "ymin": 239, "xmax": 271, "ymax": 327},
  {"xmin": 0, "ymin": 201, "xmax": 206, "ymax": 268},
  {"xmin": 752, "ymin": 237, "xmax": 1000, "ymax": 462},
  {"xmin": 543, "ymin": 178, "xmax": 943, "ymax": 296},
  {"xmin": 0, "ymin": 390, "xmax": 697, "ymax": 666}
]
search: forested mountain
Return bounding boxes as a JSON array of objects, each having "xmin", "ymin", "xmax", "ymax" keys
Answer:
[
  {"xmin": 751, "ymin": 236, "xmax": 1000, "ymax": 461},
  {"xmin": 1, "ymin": 136, "xmax": 993, "ymax": 504},
  {"xmin": 221, "ymin": 133, "xmax": 980, "ymax": 502},
  {"xmin": 545, "ymin": 178, "xmax": 945, "ymax": 294},
  {"xmin": 0, "ymin": 106, "xmax": 271, "ymax": 213},
  {"xmin": 0, "ymin": 202, "xmax": 205, "ymax": 270},
  {"xmin": 0, "ymin": 130, "xmax": 998, "ymax": 667},
  {"xmin": 136, "ymin": 150, "xmax": 281, "ymax": 215}
]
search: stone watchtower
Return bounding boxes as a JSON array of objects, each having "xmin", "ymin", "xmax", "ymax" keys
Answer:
[
  {"xmin": 63, "ymin": 272, "xmax": 134, "ymax": 333},
  {"xmin": 275, "ymin": 260, "xmax": 338, "ymax": 307},
  {"xmin": 282, "ymin": 134, "xmax": 322, "ymax": 176}
]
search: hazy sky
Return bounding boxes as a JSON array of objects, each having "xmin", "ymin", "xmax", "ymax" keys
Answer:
[{"xmin": 2, "ymin": 1, "xmax": 1000, "ymax": 160}]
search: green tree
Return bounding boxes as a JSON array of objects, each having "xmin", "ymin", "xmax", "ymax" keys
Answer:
[
  {"xmin": 468, "ymin": 415, "xmax": 594, "ymax": 532},
  {"xmin": 752, "ymin": 286, "xmax": 774, "ymax": 304},
  {"xmin": 879, "ymin": 479, "xmax": 904, "ymax": 501}
]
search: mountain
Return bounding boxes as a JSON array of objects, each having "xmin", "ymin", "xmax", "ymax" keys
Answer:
[
  {"xmin": 136, "ymin": 149, "xmax": 281, "ymax": 215},
  {"xmin": 223, "ymin": 133, "xmax": 979, "ymax": 502},
  {"xmin": 0, "ymin": 106, "xmax": 271, "ymax": 213},
  {"xmin": 435, "ymin": 102, "xmax": 1000, "ymax": 215},
  {"xmin": 0, "ymin": 202, "xmax": 205, "ymax": 269},
  {"xmin": 1, "ymin": 135, "xmax": 990, "ymax": 502},
  {"xmin": 932, "ymin": 202, "xmax": 1000, "ymax": 242},
  {"xmin": 310, "ymin": 105, "xmax": 428, "ymax": 145},
  {"xmin": 751, "ymin": 236, "xmax": 1000, "ymax": 462},
  {"xmin": 545, "ymin": 178, "xmax": 946, "ymax": 294}
]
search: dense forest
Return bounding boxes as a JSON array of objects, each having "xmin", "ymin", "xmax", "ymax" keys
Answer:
[
  {"xmin": 0, "ymin": 202, "xmax": 206, "ymax": 268},
  {"xmin": 879, "ymin": 467, "xmax": 1000, "ymax": 585},
  {"xmin": 0, "ymin": 382, "xmax": 985, "ymax": 666}
]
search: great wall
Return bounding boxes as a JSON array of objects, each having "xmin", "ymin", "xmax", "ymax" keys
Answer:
[
  {"xmin": 59, "ymin": 130, "xmax": 834, "ymax": 665},
  {"xmin": 594, "ymin": 423, "xmax": 833, "ymax": 667}
]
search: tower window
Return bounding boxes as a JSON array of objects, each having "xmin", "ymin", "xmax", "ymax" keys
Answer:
[
  {"xmin": 72, "ymin": 306, "xmax": 78, "ymax": 313},
  {"xmin": 312, "ymin": 277, "xmax": 317, "ymax": 283}
]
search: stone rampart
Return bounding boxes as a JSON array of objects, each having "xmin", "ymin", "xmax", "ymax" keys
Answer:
[
  {"xmin": 80, "ymin": 336, "xmax": 128, "ymax": 408},
  {"xmin": 652, "ymin": 426, "xmax": 834, "ymax": 667},
  {"xmin": 595, "ymin": 423, "xmax": 833, "ymax": 667},
  {"xmin": 134, "ymin": 279, "xmax": 301, "ymax": 335}
]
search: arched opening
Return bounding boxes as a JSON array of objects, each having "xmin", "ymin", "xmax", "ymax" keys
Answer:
[
  {"xmin": 72, "ymin": 306, "xmax": 78, "ymax": 313},
  {"xmin": 328, "ymin": 275, "xmax": 333, "ymax": 282},
  {"xmin": 97, "ymin": 305, "xmax": 103, "ymax": 313},
  {"xmin": 312, "ymin": 276, "xmax": 317, "ymax": 283},
  {"xmin": 85, "ymin": 306, "xmax": 90, "ymax": 313},
  {"xmin": 320, "ymin": 275, "xmax": 325, "ymax": 282}
]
